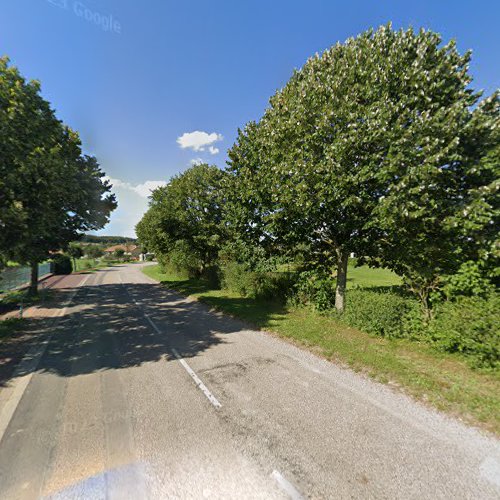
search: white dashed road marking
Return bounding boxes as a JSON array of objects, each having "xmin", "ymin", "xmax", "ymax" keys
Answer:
[
  {"xmin": 123, "ymin": 280, "xmax": 222, "ymax": 409},
  {"xmin": 172, "ymin": 348, "xmax": 222, "ymax": 409}
]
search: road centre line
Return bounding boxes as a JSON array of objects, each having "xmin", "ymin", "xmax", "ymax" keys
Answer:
[
  {"xmin": 120, "ymin": 277, "xmax": 222, "ymax": 409},
  {"xmin": 123, "ymin": 271, "xmax": 310, "ymax": 496},
  {"xmin": 271, "ymin": 470, "xmax": 304, "ymax": 500},
  {"xmin": 172, "ymin": 348, "xmax": 222, "ymax": 409}
]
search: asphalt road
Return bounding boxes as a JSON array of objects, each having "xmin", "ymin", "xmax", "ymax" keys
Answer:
[{"xmin": 0, "ymin": 263, "xmax": 499, "ymax": 499}]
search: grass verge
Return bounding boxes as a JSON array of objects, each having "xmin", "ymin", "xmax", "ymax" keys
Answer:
[
  {"xmin": 143, "ymin": 264, "xmax": 500, "ymax": 436},
  {"xmin": 73, "ymin": 259, "xmax": 122, "ymax": 273},
  {"xmin": 0, "ymin": 288, "xmax": 53, "ymax": 310}
]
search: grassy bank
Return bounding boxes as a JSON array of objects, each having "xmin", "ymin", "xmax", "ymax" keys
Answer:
[{"xmin": 143, "ymin": 264, "xmax": 500, "ymax": 436}]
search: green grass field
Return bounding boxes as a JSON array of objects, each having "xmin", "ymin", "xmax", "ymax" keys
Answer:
[
  {"xmin": 347, "ymin": 264, "xmax": 402, "ymax": 288},
  {"xmin": 143, "ymin": 263, "xmax": 500, "ymax": 436}
]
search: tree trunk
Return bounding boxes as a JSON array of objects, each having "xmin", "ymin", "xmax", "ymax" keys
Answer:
[
  {"xmin": 29, "ymin": 261, "xmax": 38, "ymax": 296},
  {"xmin": 335, "ymin": 249, "xmax": 349, "ymax": 313},
  {"xmin": 420, "ymin": 289, "xmax": 433, "ymax": 323}
]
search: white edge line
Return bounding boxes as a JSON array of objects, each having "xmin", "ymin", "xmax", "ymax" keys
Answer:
[
  {"xmin": 0, "ymin": 274, "xmax": 90, "ymax": 444},
  {"xmin": 271, "ymin": 470, "xmax": 304, "ymax": 500}
]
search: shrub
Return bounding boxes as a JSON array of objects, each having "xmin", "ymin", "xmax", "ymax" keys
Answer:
[
  {"xmin": 339, "ymin": 288, "xmax": 421, "ymax": 338},
  {"xmin": 221, "ymin": 261, "xmax": 254, "ymax": 296},
  {"xmin": 441, "ymin": 261, "xmax": 495, "ymax": 299},
  {"xmin": 254, "ymin": 271, "xmax": 296, "ymax": 301},
  {"xmin": 294, "ymin": 270, "xmax": 336, "ymax": 311},
  {"xmin": 221, "ymin": 261, "xmax": 296, "ymax": 301},
  {"xmin": 52, "ymin": 254, "xmax": 72, "ymax": 275},
  {"xmin": 102, "ymin": 253, "xmax": 115, "ymax": 262},
  {"xmin": 201, "ymin": 265, "xmax": 221, "ymax": 288},
  {"xmin": 427, "ymin": 294, "xmax": 500, "ymax": 369}
]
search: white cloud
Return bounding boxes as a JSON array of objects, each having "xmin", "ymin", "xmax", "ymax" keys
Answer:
[
  {"xmin": 95, "ymin": 176, "xmax": 168, "ymax": 238},
  {"xmin": 208, "ymin": 146, "xmax": 219, "ymax": 155},
  {"xmin": 105, "ymin": 177, "xmax": 167, "ymax": 198},
  {"xmin": 133, "ymin": 180, "xmax": 168, "ymax": 198},
  {"xmin": 177, "ymin": 130, "xmax": 223, "ymax": 152},
  {"xmin": 190, "ymin": 158, "xmax": 204, "ymax": 165}
]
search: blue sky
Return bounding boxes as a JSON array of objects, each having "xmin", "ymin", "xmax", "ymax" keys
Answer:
[{"xmin": 1, "ymin": 0, "xmax": 499, "ymax": 237}]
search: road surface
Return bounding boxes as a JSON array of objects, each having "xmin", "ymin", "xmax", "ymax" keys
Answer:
[{"xmin": 0, "ymin": 264, "xmax": 499, "ymax": 499}]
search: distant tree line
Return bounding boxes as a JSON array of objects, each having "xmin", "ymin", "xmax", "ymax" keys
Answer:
[
  {"xmin": 0, "ymin": 57, "xmax": 116, "ymax": 292},
  {"xmin": 80, "ymin": 235, "xmax": 137, "ymax": 245},
  {"xmin": 137, "ymin": 26, "xmax": 499, "ymax": 322}
]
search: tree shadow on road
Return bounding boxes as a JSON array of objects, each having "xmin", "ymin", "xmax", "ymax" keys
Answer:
[{"xmin": 0, "ymin": 269, "xmax": 286, "ymax": 386}]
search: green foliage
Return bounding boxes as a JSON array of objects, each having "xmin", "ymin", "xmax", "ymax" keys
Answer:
[
  {"xmin": 226, "ymin": 25, "xmax": 499, "ymax": 314},
  {"xmin": 217, "ymin": 240, "xmax": 296, "ymax": 300},
  {"xmin": 102, "ymin": 253, "xmax": 116, "ymax": 263},
  {"xmin": 292, "ymin": 268, "xmax": 499, "ymax": 369},
  {"xmin": 67, "ymin": 244, "xmax": 83, "ymax": 260},
  {"xmin": 0, "ymin": 57, "xmax": 116, "ymax": 290},
  {"xmin": 427, "ymin": 295, "xmax": 500, "ymax": 369},
  {"xmin": 84, "ymin": 245, "xmax": 104, "ymax": 259},
  {"xmin": 134, "ymin": 26, "xmax": 499, "ymax": 370},
  {"xmin": 339, "ymin": 288, "xmax": 421, "ymax": 338},
  {"xmin": 158, "ymin": 240, "xmax": 203, "ymax": 278},
  {"xmin": 52, "ymin": 254, "xmax": 72, "ymax": 275},
  {"xmin": 294, "ymin": 270, "xmax": 336, "ymax": 311},
  {"xmin": 441, "ymin": 261, "xmax": 495, "ymax": 299},
  {"xmin": 220, "ymin": 261, "xmax": 295, "ymax": 301},
  {"xmin": 333, "ymin": 287, "xmax": 499, "ymax": 369},
  {"xmin": 113, "ymin": 249, "xmax": 125, "ymax": 260},
  {"xmin": 80, "ymin": 235, "xmax": 136, "ymax": 245},
  {"xmin": 136, "ymin": 163, "xmax": 225, "ymax": 275}
]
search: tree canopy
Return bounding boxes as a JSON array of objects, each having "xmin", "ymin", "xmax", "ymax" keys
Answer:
[
  {"xmin": 0, "ymin": 57, "xmax": 116, "ymax": 290},
  {"xmin": 226, "ymin": 25, "xmax": 499, "ymax": 313},
  {"xmin": 136, "ymin": 163, "xmax": 225, "ymax": 276},
  {"xmin": 136, "ymin": 25, "xmax": 499, "ymax": 317}
]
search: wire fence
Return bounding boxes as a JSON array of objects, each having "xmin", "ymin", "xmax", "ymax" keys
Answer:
[{"xmin": 0, "ymin": 262, "xmax": 53, "ymax": 293}]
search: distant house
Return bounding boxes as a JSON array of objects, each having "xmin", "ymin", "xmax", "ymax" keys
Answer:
[{"xmin": 104, "ymin": 244, "xmax": 141, "ymax": 259}]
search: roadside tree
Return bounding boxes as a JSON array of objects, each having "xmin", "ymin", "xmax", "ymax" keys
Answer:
[
  {"xmin": 228, "ymin": 26, "xmax": 499, "ymax": 314},
  {"xmin": 0, "ymin": 58, "xmax": 116, "ymax": 293}
]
